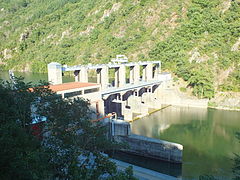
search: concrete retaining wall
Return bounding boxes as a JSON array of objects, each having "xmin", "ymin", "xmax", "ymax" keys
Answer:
[{"xmin": 114, "ymin": 134, "xmax": 183, "ymax": 163}]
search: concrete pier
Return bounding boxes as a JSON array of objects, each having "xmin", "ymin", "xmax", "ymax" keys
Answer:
[
  {"xmin": 100, "ymin": 66, "xmax": 109, "ymax": 90},
  {"xmin": 47, "ymin": 62, "xmax": 62, "ymax": 85},
  {"xmin": 79, "ymin": 66, "xmax": 88, "ymax": 82},
  {"xmin": 133, "ymin": 64, "xmax": 140, "ymax": 83},
  {"xmin": 74, "ymin": 70, "xmax": 80, "ymax": 82},
  {"xmin": 129, "ymin": 66, "xmax": 134, "ymax": 84},
  {"xmin": 109, "ymin": 119, "xmax": 183, "ymax": 164},
  {"xmin": 114, "ymin": 134, "xmax": 183, "ymax": 163},
  {"xmin": 146, "ymin": 63, "xmax": 153, "ymax": 81},
  {"xmin": 119, "ymin": 65, "xmax": 126, "ymax": 87}
]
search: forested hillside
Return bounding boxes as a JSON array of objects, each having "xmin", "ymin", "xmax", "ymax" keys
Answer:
[{"xmin": 0, "ymin": 0, "xmax": 239, "ymax": 98}]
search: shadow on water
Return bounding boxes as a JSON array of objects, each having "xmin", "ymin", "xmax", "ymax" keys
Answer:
[{"xmin": 110, "ymin": 151, "xmax": 182, "ymax": 178}]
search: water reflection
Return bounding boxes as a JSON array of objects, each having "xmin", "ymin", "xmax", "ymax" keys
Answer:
[
  {"xmin": 132, "ymin": 106, "xmax": 240, "ymax": 180},
  {"xmin": 112, "ymin": 151, "xmax": 182, "ymax": 178}
]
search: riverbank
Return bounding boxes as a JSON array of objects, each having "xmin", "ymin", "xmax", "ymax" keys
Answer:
[
  {"xmin": 208, "ymin": 106, "xmax": 240, "ymax": 112},
  {"xmin": 159, "ymin": 79, "xmax": 240, "ymax": 112},
  {"xmin": 208, "ymin": 91, "xmax": 240, "ymax": 112}
]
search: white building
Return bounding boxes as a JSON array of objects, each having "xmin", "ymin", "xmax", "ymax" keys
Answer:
[{"xmin": 49, "ymin": 82, "xmax": 104, "ymax": 120}]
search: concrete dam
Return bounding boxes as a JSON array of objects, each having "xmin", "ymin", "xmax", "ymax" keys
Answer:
[
  {"xmin": 47, "ymin": 58, "xmax": 183, "ymax": 172},
  {"xmin": 48, "ymin": 59, "xmax": 172, "ymax": 121}
]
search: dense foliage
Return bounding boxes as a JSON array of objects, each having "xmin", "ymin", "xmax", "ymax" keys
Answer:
[
  {"xmin": 0, "ymin": 77, "xmax": 136, "ymax": 180},
  {"xmin": 0, "ymin": 0, "xmax": 239, "ymax": 98},
  {"xmin": 149, "ymin": 0, "xmax": 240, "ymax": 98}
]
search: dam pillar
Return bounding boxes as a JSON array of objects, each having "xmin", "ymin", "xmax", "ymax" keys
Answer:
[
  {"xmin": 142, "ymin": 65, "xmax": 146, "ymax": 81},
  {"xmin": 119, "ymin": 65, "xmax": 126, "ymax": 87},
  {"xmin": 133, "ymin": 64, "xmax": 140, "ymax": 83},
  {"xmin": 79, "ymin": 66, "xmax": 88, "ymax": 82},
  {"xmin": 128, "ymin": 89, "xmax": 148, "ymax": 115},
  {"xmin": 153, "ymin": 64, "xmax": 160, "ymax": 80},
  {"xmin": 97, "ymin": 69, "xmax": 101, "ymax": 84},
  {"xmin": 129, "ymin": 66, "xmax": 134, "ymax": 84},
  {"xmin": 74, "ymin": 70, "xmax": 80, "ymax": 82},
  {"xmin": 48, "ymin": 62, "xmax": 62, "ymax": 85},
  {"xmin": 142, "ymin": 86, "xmax": 162, "ymax": 109},
  {"xmin": 146, "ymin": 63, "xmax": 153, "ymax": 81},
  {"xmin": 100, "ymin": 66, "xmax": 109, "ymax": 90},
  {"xmin": 114, "ymin": 68, "xmax": 119, "ymax": 87},
  {"xmin": 121, "ymin": 100, "xmax": 133, "ymax": 121}
]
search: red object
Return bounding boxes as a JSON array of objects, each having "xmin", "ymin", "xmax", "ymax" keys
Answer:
[{"xmin": 31, "ymin": 122, "xmax": 44, "ymax": 139}]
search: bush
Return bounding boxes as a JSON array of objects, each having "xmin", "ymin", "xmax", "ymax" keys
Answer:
[{"xmin": 180, "ymin": 87, "xmax": 187, "ymax": 92}]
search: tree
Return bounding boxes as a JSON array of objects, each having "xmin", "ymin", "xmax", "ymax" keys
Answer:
[
  {"xmin": 0, "ymin": 77, "xmax": 136, "ymax": 180},
  {"xmin": 0, "ymin": 77, "xmax": 52, "ymax": 179},
  {"xmin": 188, "ymin": 66, "xmax": 215, "ymax": 99}
]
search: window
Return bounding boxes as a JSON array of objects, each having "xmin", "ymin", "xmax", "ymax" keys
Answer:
[
  {"xmin": 64, "ymin": 91, "xmax": 82, "ymax": 98},
  {"xmin": 84, "ymin": 88, "xmax": 99, "ymax": 94}
]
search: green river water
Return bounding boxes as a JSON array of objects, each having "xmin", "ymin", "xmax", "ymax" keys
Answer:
[
  {"xmin": 1, "ymin": 71, "xmax": 239, "ymax": 179},
  {"xmin": 131, "ymin": 106, "xmax": 240, "ymax": 180}
]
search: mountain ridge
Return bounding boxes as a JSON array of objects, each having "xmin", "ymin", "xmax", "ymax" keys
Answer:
[{"xmin": 0, "ymin": 0, "xmax": 239, "ymax": 98}]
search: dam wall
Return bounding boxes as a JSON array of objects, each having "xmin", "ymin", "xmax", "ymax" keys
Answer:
[{"xmin": 110, "ymin": 120, "xmax": 183, "ymax": 163}]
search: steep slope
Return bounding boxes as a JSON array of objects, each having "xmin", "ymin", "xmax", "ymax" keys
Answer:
[{"xmin": 0, "ymin": 0, "xmax": 239, "ymax": 98}]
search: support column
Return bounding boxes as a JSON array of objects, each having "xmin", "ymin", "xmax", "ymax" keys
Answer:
[
  {"xmin": 97, "ymin": 69, "xmax": 101, "ymax": 84},
  {"xmin": 48, "ymin": 62, "xmax": 62, "ymax": 85},
  {"xmin": 129, "ymin": 66, "xmax": 134, "ymax": 84},
  {"xmin": 119, "ymin": 65, "xmax": 126, "ymax": 87},
  {"xmin": 153, "ymin": 63, "xmax": 160, "ymax": 80},
  {"xmin": 146, "ymin": 63, "xmax": 153, "ymax": 81},
  {"xmin": 74, "ymin": 70, "xmax": 80, "ymax": 82},
  {"xmin": 153, "ymin": 65, "xmax": 157, "ymax": 80},
  {"xmin": 133, "ymin": 64, "xmax": 140, "ymax": 83},
  {"xmin": 100, "ymin": 66, "xmax": 109, "ymax": 90},
  {"xmin": 142, "ymin": 65, "xmax": 146, "ymax": 81},
  {"xmin": 114, "ymin": 68, "xmax": 119, "ymax": 87},
  {"xmin": 79, "ymin": 66, "xmax": 88, "ymax": 82}
]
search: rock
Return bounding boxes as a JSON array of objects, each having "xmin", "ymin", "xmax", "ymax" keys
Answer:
[
  {"xmin": 19, "ymin": 31, "xmax": 29, "ymax": 41},
  {"xmin": 79, "ymin": 26, "xmax": 94, "ymax": 36},
  {"xmin": 221, "ymin": 0, "xmax": 232, "ymax": 13},
  {"xmin": 188, "ymin": 48, "xmax": 209, "ymax": 63},
  {"xmin": 3, "ymin": 21, "xmax": 10, "ymax": 25},
  {"xmin": 3, "ymin": 49, "xmax": 12, "ymax": 59},
  {"xmin": 231, "ymin": 37, "xmax": 240, "ymax": 51},
  {"xmin": 210, "ymin": 92, "xmax": 240, "ymax": 110},
  {"xmin": 60, "ymin": 29, "xmax": 71, "ymax": 40},
  {"xmin": 100, "ymin": 2, "xmax": 121, "ymax": 21}
]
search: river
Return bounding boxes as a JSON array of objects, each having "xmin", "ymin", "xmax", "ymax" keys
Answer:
[
  {"xmin": 131, "ymin": 106, "xmax": 240, "ymax": 180},
  {"xmin": 1, "ymin": 71, "xmax": 239, "ymax": 179}
]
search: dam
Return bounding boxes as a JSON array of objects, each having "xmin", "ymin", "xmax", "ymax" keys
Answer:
[
  {"xmin": 47, "ymin": 58, "xmax": 171, "ymax": 121},
  {"xmin": 46, "ymin": 58, "xmax": 183, "ymax": 172}
]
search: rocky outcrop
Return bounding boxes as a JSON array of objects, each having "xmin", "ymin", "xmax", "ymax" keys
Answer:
[
  {"xmin": 209, "ymin": 92, "xmax": 240, "ymax": 111},
  {"xmin": 2, "ymin": 48, "xmax": 12, "ymax": 59},
  {"xmin": 100, "ymin": 2, "xmax": 121, "ymax": 21},
  {"xmin": 231, "ymin": 37, "xmax": 240, "ymax": 51},
  {"xmin": 188, "ymin": 48, "xmax": 210, "ymax": 63},
  {"xmin": 20, "ymin": 31, "xmax": 30, "ymax": 42}
]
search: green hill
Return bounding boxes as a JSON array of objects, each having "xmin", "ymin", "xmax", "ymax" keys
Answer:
[{"xmin": 0, "ymin": 0, "xmax": 239, "ymax": 98}]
